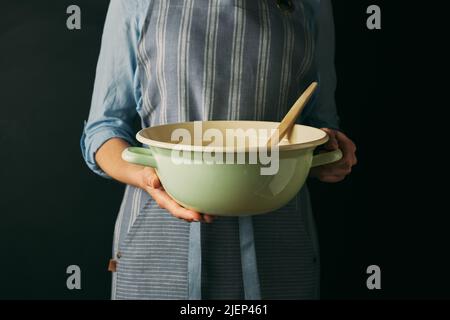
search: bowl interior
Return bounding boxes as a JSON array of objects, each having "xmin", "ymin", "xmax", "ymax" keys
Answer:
[{"xmin": 137, "ymin": 120, "xmax": 328, "ymax": 152}]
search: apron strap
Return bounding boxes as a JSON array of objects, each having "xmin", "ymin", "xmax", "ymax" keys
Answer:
[
  {"xmin": 188, "ymin": 222, "xmax": 202, "ymax": 299},
  {"xmin": 239, "ymin": 216, "xmax": 262, "ymax": 300}
]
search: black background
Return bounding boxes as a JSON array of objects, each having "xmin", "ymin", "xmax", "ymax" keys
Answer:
[{"xmin": 0, "ymin": 1, "xmax": 444, "ymax": 300}]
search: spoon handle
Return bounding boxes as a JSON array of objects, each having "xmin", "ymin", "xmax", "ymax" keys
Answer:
[{"xmin": 267, "ymin": 82, "xmax": 318, "ymax": 147}]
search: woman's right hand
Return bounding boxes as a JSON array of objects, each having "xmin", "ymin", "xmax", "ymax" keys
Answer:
[
  {"xmin": 138, "ymin": 167, "xmax": 214, "ymax": 223},
  {"xmin": 95, "ymin": 138, "xmax": 214, "ymax": 224}
]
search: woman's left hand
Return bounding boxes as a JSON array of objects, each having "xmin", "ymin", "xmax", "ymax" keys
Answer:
[{"xmin": 309, "ymin": 128, "xmax": 357, "ymax": 183}]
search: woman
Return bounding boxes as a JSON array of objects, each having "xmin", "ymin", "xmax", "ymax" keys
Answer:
[{"xmin": 81, "ymin": 0, "xmax": 357, "ymax": 300}]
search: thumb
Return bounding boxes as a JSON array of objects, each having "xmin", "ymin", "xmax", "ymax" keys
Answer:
[
  {"xmin": 142, "ymin": 167, "xmax": 162, "ymax": 189},
  {"xmin": 150, "ymin": 175, "xmax": 161, "ymax": 189},
  {"xmin": 321, "ymin": 128, "xmax": 339, "ymax": 151}
]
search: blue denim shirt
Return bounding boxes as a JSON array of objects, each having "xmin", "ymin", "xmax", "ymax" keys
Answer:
[{"xmin": 80, "ymin": 0, "xmax": 338, "ymax": 178}]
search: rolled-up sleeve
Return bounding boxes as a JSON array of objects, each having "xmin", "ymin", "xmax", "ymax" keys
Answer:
[
  {"xmin": 306, "ymin": 0, "xmax": 340, "ymax": 130},
  {"xmin": 80, "ymin": 0, "xmax": 144, "ymax": 178}
]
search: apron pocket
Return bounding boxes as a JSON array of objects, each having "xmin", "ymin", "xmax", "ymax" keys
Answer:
[{"xmin": 115, "ymin": 199, "xmax": 191, "ymax": 299}]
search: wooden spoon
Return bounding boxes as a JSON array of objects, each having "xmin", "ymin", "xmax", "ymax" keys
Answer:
[{"xmin": 266, "ymin": 82, "xmax": 318, "ymax": 147}]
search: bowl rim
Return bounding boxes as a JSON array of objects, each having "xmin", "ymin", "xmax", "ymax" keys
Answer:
[{"xmin": 136, "ymin": 120, "xmax": 329, "ymax": 153}]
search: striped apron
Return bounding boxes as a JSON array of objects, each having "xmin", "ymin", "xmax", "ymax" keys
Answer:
[{"xmin": 112, "ymin": 0, "xmax": 321, "ymax": 300}]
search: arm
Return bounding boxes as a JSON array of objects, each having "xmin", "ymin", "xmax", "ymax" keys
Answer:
[
  {"xmin": 94, "ymin": 138, "xmax": 143, "ymax": 188},
  {"xmin": 81, "ymin": 0, "xmax": 212, "ymax": 222},
  {"xmin": 309, "ymin": 0, "xmax": 357, "ymax": 182},
  {"xmin": 306, "ymin": 0, "xmax": 339, "ymax": 129},
  {"xmin": 96, "ymin": 138, "xmax": 213, "ymax": 222},
  {"xmin": 80, "ymin": 0, "xmax": 141, "ymax": 180}
]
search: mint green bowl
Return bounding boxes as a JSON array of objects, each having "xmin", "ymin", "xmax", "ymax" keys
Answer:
[{"xmin": 122, "ymin": 121, "xmax": 342, "ymax": 216}]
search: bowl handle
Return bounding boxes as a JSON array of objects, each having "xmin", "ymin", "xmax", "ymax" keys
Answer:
[
  {"xmin": 311, "ymin": 149, "xmax": 343, "ymax": 168},
  {"xmin": 122, "ymin": 147, "xmax": 157, "ymax": 168}
]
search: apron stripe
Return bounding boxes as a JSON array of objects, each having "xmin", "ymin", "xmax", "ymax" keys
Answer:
[
  {"xmin": 177, "ymin": 0, "xmax": 194, "ymax": 122},
  {"xmin": 228, "ymin": 0, "xmax": 247, "ymax": 120},
  {"xmin": 295, "ymin": 2, "xmax": 311, "ymax": 83},
  {"xmin": 138, "ymin": 13, "xmax": 153, "ymax": 121},
  {"xmin": 155, "ymin": 0, "xmax": 170, "ymax": 124},
  {"xmin": 255, "ymin": 0, "xmax": 271, "ymax": 120},
  {"xmin": 277, "ymin": 15, "xmax": 295, "ymax": 119},
  {"xmin": 235, "ymin": 0, "xmax": 246, "ymax": 120},
  {"xmin": 201, "ymin": 0, "xmax": 220, "ymax": 120}
]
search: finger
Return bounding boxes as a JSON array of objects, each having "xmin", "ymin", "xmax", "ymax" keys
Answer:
[
  {"xmin": 203, "ymin": 214, "xmax": 215, "ymax": 223},
  {"xmin": 150, "ymin": 175, "xmax": 161, "ymax": 189},
  {"xmin": 341, "ymin": 138, "xmax": 357, "ymax": 166},
  {"xmin": 336, "ymin": 132, "xmax": 356, "ymax": 157},
  {"xmin": 311, "ymin": 164, "xmax": 351, "ymax": 179},
  {"xmin": 147, "ymin": 187, "xmax": 203, "ymax": 222},
  {"xmin": 321, "ymin": 128, "xmax": 335, "ymax": 137},
  {"xmin": 334, "ymin": 137, "xmax": 357, "ymax": 170},
  {"xmin": 341, "ymin": 153, "xmax": 355, "ymax": 171},
  {"xmin": 339, "ymin": 133, "xmax": 357, "ymax": 165},
  {"xmin": 312, "ymin": 156, "xmax": 353, "ymax": 175},
  {"xmin": 321, "ymin": 128, "xmax": 339, "ymax": 151},
  {"xmin": 142, "ymin": 167, "xmax": 161, "ymax": 189},
  {"xmin": 317, "ymin": 166, "xmax": 352, "ymax": 177},
  {"xmin": 319, "ymin": 174, "xmax": 347, "ymax": 183},
  {"xmin": 165, "ymin": 200, "xmax": 203, "ymax": 222}
]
